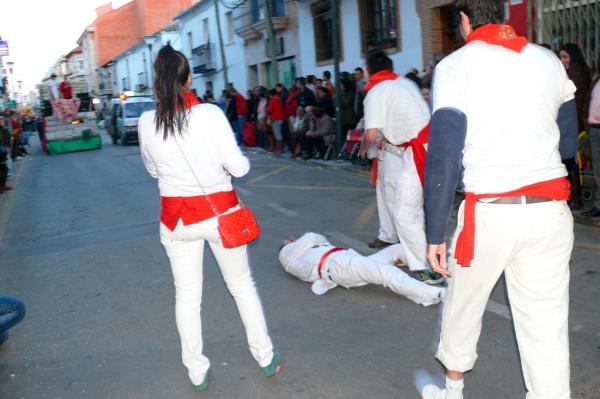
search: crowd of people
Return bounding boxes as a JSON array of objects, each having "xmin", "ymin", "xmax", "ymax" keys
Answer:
[{"xmin": 0, "ymin": 110, "xmax": 42, "ymax": 195}]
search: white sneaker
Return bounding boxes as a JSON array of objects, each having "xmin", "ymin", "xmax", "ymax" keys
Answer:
[{"xmin": 422, "ymin": 385, "xmax": 447, "ymax": 399}]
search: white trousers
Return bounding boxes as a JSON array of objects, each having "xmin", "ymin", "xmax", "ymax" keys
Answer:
[
  {"xmin": 376, "ymin": 153, "xmax": 399, "ymax": 243},
  {"xmin": 160, "ymin": 216, "xmax": 274, "ymax": 384},
  {"xmin": 381, "ymin": 149, "xmax": 427, "ymax": 271},
  {"xmin": 437, "ymin": 200, "xmax": 572, "ymax": 399},
  {"xmin": 327, "ymin": 245, "xmax": 444, "ymax": 306}
]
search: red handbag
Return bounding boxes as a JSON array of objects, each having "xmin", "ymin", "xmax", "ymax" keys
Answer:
[{"xmin": 174, "ymin": 137, "xmax": 261, "ymax": 248}]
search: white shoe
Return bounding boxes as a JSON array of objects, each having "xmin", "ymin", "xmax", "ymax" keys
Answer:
[{"xmin": 422, "ymin": 385, "xmax": 447, "ymax": 399}]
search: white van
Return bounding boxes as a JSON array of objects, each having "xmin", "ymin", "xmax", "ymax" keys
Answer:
[{"xmin": 108, "ymin": 96, "xmax": 156, "ymax": 145}]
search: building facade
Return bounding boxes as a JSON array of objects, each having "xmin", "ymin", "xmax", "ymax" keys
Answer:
[{"xmin": 296, "ymin": 0, "xmax": 424, "ymax": 78}]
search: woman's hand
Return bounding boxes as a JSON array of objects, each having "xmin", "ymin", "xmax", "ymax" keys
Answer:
[{"xmin": 427, "ymin": 243, "xmax": 451, "ymax": 277}]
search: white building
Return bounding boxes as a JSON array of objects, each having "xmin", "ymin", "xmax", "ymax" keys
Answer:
[
  {"xmin": 175, "ymin": 0, "xmax": 248, "ymax": 97},
  {"xmin": 77, "ymin": 26, "xmax": 99, "ymax": 96},
  {"xmin": 296, "ymin": 0, "xmax": 424, "ymax": 78}
]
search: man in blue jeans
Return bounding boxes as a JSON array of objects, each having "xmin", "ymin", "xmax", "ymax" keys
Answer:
[{"xmin": 0, "ymin": 295, "xmax": 26, "ymax": 345}]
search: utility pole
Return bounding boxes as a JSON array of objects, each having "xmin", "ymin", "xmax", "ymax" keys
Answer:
[
  {"xmin": 331, "ymin": 0, "xmax": 343, "ymax": 150},
  {"xmin": 262, "ymin": 0, "xmax": 279, "ymax": 86},
  {"xmin": 215, "ymin": 0, "xmax": 229, "ymax": 88}
]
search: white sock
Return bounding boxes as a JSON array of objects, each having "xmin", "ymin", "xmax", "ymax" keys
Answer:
[{"xmin": 445, "ymin": 376, "xmax": 464, "ymax": 399}]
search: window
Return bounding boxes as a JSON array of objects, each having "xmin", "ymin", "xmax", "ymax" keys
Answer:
[
  {"xmin": 187, "ymin": 32, "xmax": 193, "ymax": 58},
  {"xmin": 121, "ymin": 77, "xmax": 130, "ymax": 91},
  {"xmin": 202, "ymin": 18, "xmax": 210, "ymax": 44},
  {"xmin": 311, "ymin": 0, "xmax": 341, "ymax": 63},
  {"xmin": 359, "ymin": 0, "xmax": 400, "ymax": 52},
  {"xmin": 226, "ymin": 12, "xmax": 234, "ymax": 44}
]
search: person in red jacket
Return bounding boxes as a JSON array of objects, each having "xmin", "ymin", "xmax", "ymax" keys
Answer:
[
  {"xmin": 229, "ymin": 87, "xmax": 248, "ymax": 146},
  {"xmin": 267, "ymin": 89, "xmax": 286, "ymax": 155},
  {"xmin": 59, "ymin": 76, "xmax": 73, "ymax": 99},
  {"xmin": 284, "ymin": 85, "xmax": 299, "ymax": 136}
]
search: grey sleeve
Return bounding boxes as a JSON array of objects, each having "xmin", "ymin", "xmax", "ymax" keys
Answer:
[
  {"xmin": 424, "ymin": 108, "xmax": 467, "ymax": 244},
  {"xmin": 557, "ymin": 99, "xmax": 578, "ymax": 160}
]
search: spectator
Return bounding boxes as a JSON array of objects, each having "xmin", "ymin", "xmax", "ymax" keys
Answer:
[
  {"xmin": 59, "ymin": 76, "xmax": 73, "ymax": 99},
  {"xmin": 339, "ymin": 77, "xmax": 357, "ymax": 134},
  {"xmin": 421, "ymin": 83, "xmax": 432, "ymax": 113},
  {"xmin": 224, "ymin": 91, "xmax": 238, "ymax": 132},
  {"xmin": 290, "ymin": 106, "xmax": 309, "ymax": 158},
  {"xmin": 353, "ymin": 67, "xmax": 367, "ymax": 119},
  {"xmin": 229, "ymin": 87, "xmax": 248, "ymax": 146},
  {"xmin": 267, "ymin": 88, "xmax": 286, "ymax": 155},
  {"xmin": 300, "ymin": 106, "xmax": 335, "ymax": 160},
  {"xmin": 405, "ymin": 71, "xmax": 423, "ymax": 90},
  {"xmin": 217, "ymin": 90, "xmax": 227, "ymax": 110},
  {"xmin": 316, "ymin": 87, "xmax": 335, "ymax": 117},
  {"xmin": 559, "ymin": 43, "xmax": 591, "ymax": 210},
  {"xmin": 47, "ymin": 73, "xmax": 59, "ymax": 101},
  {"xmin": 256, "ymin": 88, "xmax": 273, "ymax": 151},
  {"xmin": 276, "ymin": 83, "xmax": 292, "ymax": 151},
  {"xmin": 0, "ymin": 295, "xmax": 25, "ymax": 344},
  {"xmin": 323, "ymin": 70, "xmax": 336, "ymax": 98},
  {"xmin": 306, "ymin": 75, "xmax": 317, "ymax": 94},
  {"xmin": 295, "ymin": 77, "xmax": 317, "ymax": 108},
  {"xmin": 0, "ymin": 116, "xmax": 12, "ymax": 193},
  {"xmin": 582, "ymin": 73, "xmax": 600, "ymax": 217}
]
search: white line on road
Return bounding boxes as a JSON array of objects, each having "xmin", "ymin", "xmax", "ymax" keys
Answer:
[
  {"xmin": 486, "ymin": 300, "xmax": 512, "ymax": 320},
  {"xmin": 236, "ymin": 187, "xmax": 253, "ymax": 196},
  {"xmin": 267, "ymin": 203, "xmax": 298, "ymax": 217},
  {"xmin": 325, "ymin": 232, "xmax": 373, "ymax": 254}
]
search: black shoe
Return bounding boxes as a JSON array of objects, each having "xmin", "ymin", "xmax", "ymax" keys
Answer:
[
  {"xmin": 300, "ymin": 152, "xmax": 312, "ymax": 160},
  {"xmin": 367, "ymin": 238, "xmax": 394, "ymax": 249},
  {"xmin": 581, "ymin": 206, "xmax": 600, "ymax": 218}
]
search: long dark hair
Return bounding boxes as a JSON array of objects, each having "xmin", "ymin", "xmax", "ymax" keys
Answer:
[
  {"xmin": 153, "ymin": 44, "xmax": 191, "ymax": 139},
  {"xmin": 559, "ymin": 43, "xmax": 589, "ymax": 70}
]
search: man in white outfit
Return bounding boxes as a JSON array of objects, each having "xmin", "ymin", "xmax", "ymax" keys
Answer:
[
  {"xmin": 279, "ymin": 232, "xmax": 445, "ymax": 307},
  {"xmin": 362, "ymin": 51, "xmax": 442, "ymax": 285}
]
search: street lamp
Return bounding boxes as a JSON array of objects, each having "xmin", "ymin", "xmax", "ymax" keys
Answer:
[
  {"xmin": 17, "ymin": 80, "xmax": 22, "ymax": 105},
  {"xmin": 144, "ymin": 35, "xmax": 154, "ymax": 93}
]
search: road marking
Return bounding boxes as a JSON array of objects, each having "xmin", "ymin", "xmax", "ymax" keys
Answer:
[
  {"xmin": 0, "ymin": 161, "xmax": 25, "ymax": 244},
  {"xmin": 247, "ymin": 184, "xmax": 372, "ymax": 192},
  {"xmin": 267, "ymin": 203, "xmax": 298, "ymax": 217},
  {"xmin": 325, "ymin": 232, "xmax": 373, "ymax": 254},
  {"xmin": 244, "ymin": 165, "xmax": 291, "ymax": 185},
  {"xmin": 235, "ymin": 187, "xmax": 253, "ymax": 196},
  {"xmin": 352, "ymin": 198, "xmax": 378, "ymax": 231},
  {"xmin": 486, "ymin": 300, "xmax": 512, "ymax": 320},
  {"xmin": 574, "ymin": 242, "xmax": 600, "ymax": 250}
]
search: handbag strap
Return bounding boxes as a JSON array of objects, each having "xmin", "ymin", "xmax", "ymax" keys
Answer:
[{"xmin": 173, "ymin": 134, "xmax": 243, "ymax": 218}]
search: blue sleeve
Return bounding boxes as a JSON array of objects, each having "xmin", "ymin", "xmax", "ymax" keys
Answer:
[
  {"xmin": 557, "ymin": 99, "xmax": 578, "ymax": 160},
  {"xmin": 424, "ymin": 108, "xmax": 467, "ymax": 244}
]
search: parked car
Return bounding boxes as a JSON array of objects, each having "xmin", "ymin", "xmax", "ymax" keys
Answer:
[{"xmin": 106, "ymin": 96, "xmax": 156, "ymax": 145}]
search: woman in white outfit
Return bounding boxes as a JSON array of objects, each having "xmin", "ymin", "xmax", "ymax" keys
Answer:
[{"xmin": 138, "ymin": 45, "xmax": 282, "ymax": 391}]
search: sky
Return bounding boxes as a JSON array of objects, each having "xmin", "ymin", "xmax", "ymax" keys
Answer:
[{"xmin": 0, "ymin": 0, "xmax": 131, "ymax": 94}]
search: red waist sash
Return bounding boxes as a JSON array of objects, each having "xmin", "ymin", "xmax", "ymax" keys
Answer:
[
  {"xmin": 370, "ymin": 123, "xmax": 429, "ymax": 187},
  {"xmin": 318, "ymin": 247, "xmax": 346, "ymax": 277},
  {"xmin": 455, "ymin": 177, "xmax": 570, "ymax": 267},
  {"xmin": 161, "ymin": 190, "xmax": 238, "ymax": 231}
]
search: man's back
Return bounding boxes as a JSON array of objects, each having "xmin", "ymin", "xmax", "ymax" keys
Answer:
[{"xmin": 434, "ymin": 42, "xmax": 575, "ymax": 193}]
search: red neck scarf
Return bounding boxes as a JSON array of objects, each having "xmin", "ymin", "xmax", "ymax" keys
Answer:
[
  {"xmin": 466, "ymin": 24, "xmax": 528, "ymax": 52},
  {"xmin": 363, "ymin": 70, "xmax": 399, "ymax": 93},
  {"xmin": 183, "ymin": 90, "xmax": 201, "ymax": 109}
]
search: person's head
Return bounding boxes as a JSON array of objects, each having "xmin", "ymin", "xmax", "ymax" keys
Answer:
[
  {"xmin": 153, "ymin": 44, "xmax": 192, "ymax": 139},
  {"xmin": 453, "ymin": 0, "xmax": 505, "ymax": 40},
  {"xmin": 421, "ymin": 84, "xmax": 432, "ymax": 104},
  {"xmin": 353, "ymin": 67, "xmax": 364, "ymax": 81},
  {"xmin": 295, "ymin": 77, "xmax": 306, "ymax": 89},
  {"xmin": 296, "ymin": 106, "xmax": 305, "ymax": 117},
  {"xmin": 340, "ymin": 77, "xmax": 355, "ymax": 93},
  {"xmin": 228, "ymin": 87, "xmax": 238, "ymax": 95},
  {"xmin": 305, "ymin": 105, "xmax": 314, "ymax": 117},
  {"xmin": 317, "ymin": 87, "xmax": 330, "ymax": 98},
  {"xmin": 269, "ymin": 88, "xmax": 278, "ymax": 97},
  {"xmin": 275, "ymin": 83, "xmax": 285, "ymax": 93},
  {"xmin": 307, "ymin": 75, "xmax": 316, "ymax": 84},
  {"xmin": 279, "ymin": 236, "xmax": 297, "ymax": 252},
  {"xmin": 50, "ymin": 73, "xmax": 57, "ymax": 80},
  {"xmin": 312, "ymin": 106, "xmax": 324, "ymax": 118},
  {"xmin": 315, "ymin": 79, "xmax": 323, "ymax": 90},
  {"xmin": 404, "ymin": 72, "xmax": 423, "ymax": 90},
  {"xmin": 63, "ymin": 75, "xmax": 69, "ymax": 82},
  {"xmin": 323, "ymin": 70, "xmax": 331, "ymax": 81},
  {"xmin": 366, "ymin": 50, "xmax": 394, "ymax": 76},
  {"xmin": 558, "ymin": 43, "xmax": 588, "ymax": 71}
]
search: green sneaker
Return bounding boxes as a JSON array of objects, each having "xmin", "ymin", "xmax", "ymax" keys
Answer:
[
  {"xmin": 260, "ymin": 348, "xmax": 283, "ymax": 377},
  {"xmin": 412, "ymin": 270, "xmax": 445, "ymax": 286},
  {"xmin": 192, "ymin": 368, "xmax": 210, "ymax": 391}
]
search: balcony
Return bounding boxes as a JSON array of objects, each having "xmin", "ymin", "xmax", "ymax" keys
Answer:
[
  {"xmin": 233, "ymin": 0, "xmax": 288, "ymax": 41},
  {"xmin": 192, "ymin": 44, "xmax": 217, "ymax": 76}
]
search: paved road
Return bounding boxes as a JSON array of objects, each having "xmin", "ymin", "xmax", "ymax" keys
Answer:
[{"xmin": 0, "ymin": 136, "xmax": 598, "ymax": 399}]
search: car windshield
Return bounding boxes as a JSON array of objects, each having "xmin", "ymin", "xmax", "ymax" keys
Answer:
[{"xmin": 124, "ymin": 101, "xmax": 155, "ymax": 118}]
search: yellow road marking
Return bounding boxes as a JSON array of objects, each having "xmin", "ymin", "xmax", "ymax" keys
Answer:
[
  {"xmin": 574, "ymin": 242, "xmax": 600, "ymax": 250},
  {"xmin": 352, "ymin": 198, "xmax": 378, "ymax": 231},
  {"xmin": 245, "ymin": 183, "xmax": 372, "ymax": 192},
  {"xmin": 244, "ymin": 165, "xmax": 291, "ymax": 185},
  {"xmin": 0, "ymin": 161, "xmax": 25, "ymax": 243}
]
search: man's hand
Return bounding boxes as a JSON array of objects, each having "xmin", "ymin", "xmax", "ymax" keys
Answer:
[
  {"xmin": 306, "ymin": 131, "xmax": 315, "ymax": 138},
  {"xmin": 427, "ymin": 243, "xmax": 451, "ymax": 277}
]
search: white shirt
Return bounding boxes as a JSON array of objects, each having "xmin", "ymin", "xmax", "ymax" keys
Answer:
[
  {"xmin": 47, "ymin": 79, "xmax": 59, "ymax": 100},
  {"xmin": 279, "ymin": 233, "xmax": 331, "ymax": 283},
  {"xmin": 433, "ymin": 42, "xmax": 576, "ymax": 193},
  {"xmin": 363, "ymin": 77, "xmax": 430, "ymax": 145},
  {"xmin": 138, "ymin": 103, "xmax": 249, "ymax": 197},
  {"xmin": 588, "ymin": 79, "xmax": 600, "ymax": 125}
]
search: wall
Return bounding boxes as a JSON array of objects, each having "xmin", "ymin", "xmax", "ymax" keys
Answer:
[
  {"xmin": 297, "ymin": 0, "xmax": 423, "ymax": 78},
  {"xmin": 507, "ymin": 0, "xmax": 529, "ymax": 38}
]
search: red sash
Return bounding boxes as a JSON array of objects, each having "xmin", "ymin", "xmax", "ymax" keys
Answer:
[
  {"xmin": 455, "ymin": 178, "xmax": 570, "ymax": 267},
  {"xmin": 363, "ymin": 70, "xmax": 399, "ymax": 93},
  {"xmin": 370, "ymin": 123, "xmax": 429, "ymax": 187},
  {"xmin": 160, "ymin": 190, "xmax": 238, "ymax": 231},
  {"xmin": 183, "ymin": 90, "xmax": 201, "ymax": 108},
  {"xmin": 318, "ymin": 247, "xmax": 346, "ymax": 278},
  {"xmin": 466, "ymin": 24, "xmax": 528, "ymax": 53}
]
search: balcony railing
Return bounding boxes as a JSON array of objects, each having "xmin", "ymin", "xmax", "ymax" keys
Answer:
[
  {"xmin": 233, "ymin": 0, "xmax": 288, "ymax": 40},
  {"xmin": 192, "ymin": 43, "xmax": 217, "ymax": 75}
]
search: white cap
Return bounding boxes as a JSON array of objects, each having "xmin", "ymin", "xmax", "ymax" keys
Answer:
[{"xmin": 311, "ymin": 278, "xmax": 337, "ymax": 295}]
